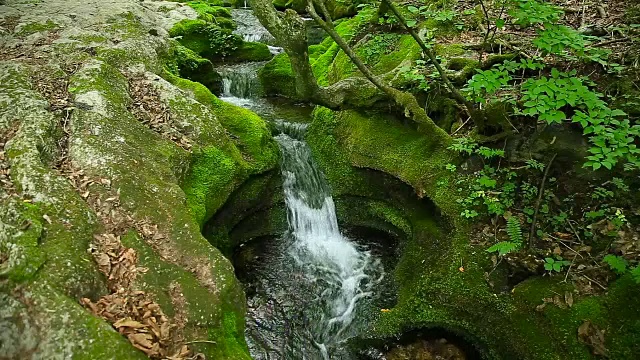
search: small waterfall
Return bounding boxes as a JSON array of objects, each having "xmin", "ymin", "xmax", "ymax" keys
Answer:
[
  {"xmin": 274, "ymin": 123, "xmax": 383, "ymax": 358},
  {"xmin": 232, "ymin": 9, "xmax": 278, "ymax": 45},
  {"xmin": 217, "ymin": 62, "xmax": 265, "ymax": 107}
]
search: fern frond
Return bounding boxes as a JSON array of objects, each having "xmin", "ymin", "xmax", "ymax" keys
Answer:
[
  {"xmin": 486, "ymin": 241, "xmax": 518, "ymax": 256},
  {"xmin": 506, "ymin": 216, "xmax": 523, "ymax": 246}
]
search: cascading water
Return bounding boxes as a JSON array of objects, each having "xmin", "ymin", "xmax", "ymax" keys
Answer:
[
  {"xmin": 218, "ymin": 9, "xmax": 385, "ymax": 359},
  {"xmin": 239, "ymin": 123, "xmax": 384, "ymax": 359},
  {"xmin": 276, "ymin": 123, "xmax": 383, "ymax": 358},
  {"xmin": 231, "ymin": 8, "xmax": 277, "ymax": 45}
]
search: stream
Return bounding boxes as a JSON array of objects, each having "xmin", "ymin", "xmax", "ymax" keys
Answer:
[{"xmin": 219, "ymin": 9, "xmax": 386, "ymax": 360}]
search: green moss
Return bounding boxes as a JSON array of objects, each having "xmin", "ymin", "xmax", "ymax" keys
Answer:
[
  {"xmin": 182, "ymin": 146, "xmax": 238, "ymax": 225},
  {"xmin": 311, "ymin": 43, "xmax": 341, "ymax": 86},
  {"xmin": 161, "ymin": 71, "xmax": 278, "ymax": 225},
  {"xmin": 17, "ymin": 20, "xmax": 58, "ymax": 36},
  {"xmin": 311, "ymin": 108, "xmax": 459, "ymax": 215},
  {"xmin": 258, "ymin": 52, "xmax": 297, "ymax": 98},
  {"xmin": 233, "ymin": 41, "xmax": 273, "ymax": 62},
  {"xmin": 205, "ymin": 311, "xmax": 252, "ymax": 360},
  {"xmin": 163, "ymin": 70, "xmax": 278, "ymax": 174},
  {"xmin": 169, "ymin": 19, "xmax": 270, "ymax": 63},
  {"xmin": 0, "ymin": 200, "xmax": 45, "ymax": 283},
  {"xmin": 169, "ymin": 19, "xmax": 217, "ymax": 54},
  {"xmin": 170, "ymin": 44, "xmax": 223, "ymax": 92},
  {"xmin": 368, "ymin": 201, "xmax": 412, "ymax": 237},
  {"xmin": 447, "ymin": 57, "xmax": 480, "ymax": 84},
  {"xmin": 105, "ymin": 11, "xmax": 147, "ymax": 40},
  {"xmin": 187, "ymin": 1, "xmax": 233, "ymax": 21},
  {"xmin": 210, "ymin": 101, "xmax": 279, "ymax": 172}
]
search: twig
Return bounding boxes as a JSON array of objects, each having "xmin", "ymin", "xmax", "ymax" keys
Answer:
[
  {"xmin": 529, "ymin": 153, "xmax": 557, "ymax": 249},
  {"xmin": 563, "ymin": 258, "xmax": 575, "ymax": 282},
  {"xmin": 183, "ymin": 340, "xmax": 217, "ymax": 345},
  {"xmin": 591, "ymin": 37, "xmax": 633, "ymax": 48},
  {"xmin": 496, "ymin": 39, "xmax": 532, "ymax": 59},
  {"xmin": 566, "ymin": 219, "xmax": 582, "ymax": 243},
  {"xmin": 558, "ymin": 238, "xmax": 584, "ymax": 259},
  {"xmin": 582, "ymin": 275, "xmax": 607, "ymax": 290},
  {"xmin": 451, "ymin": 116, "xmax": 471, "ymax": 135}
]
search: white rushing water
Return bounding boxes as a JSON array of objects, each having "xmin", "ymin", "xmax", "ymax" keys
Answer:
[{"xmin": 275, "ymin": 125, "xmax": 383, "ymax": 358}]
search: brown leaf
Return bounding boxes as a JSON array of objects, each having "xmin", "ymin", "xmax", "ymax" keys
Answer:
[
  {"xmin": 128, "ymin": 332, "xmax": 154, "ymax": 349},
  {"xmin": 114, "ymin": 318, "xmax": 146, "ymax": 329},
  {"xmin": 578, "ymin": 320, "xmax": 608, "ymax": 356},
  {"xmin": 565, "ymin": 292, "xmax": 574, "ymax": 308},
  {"xmin": 578, "ymin": 321, "xmax": 591, "ymax": 337},
  {"xmin": 95, "ymin": 253, "xmax": 111, "ymax": 273}
]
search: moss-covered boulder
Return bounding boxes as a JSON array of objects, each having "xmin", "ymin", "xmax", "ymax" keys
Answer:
[
  {"xmin": 169, "ymin": 18, "xmax": 272, "ymax": 63},
  {"xmin": 0, "ymin": 0, "xmax": 278, "ymax": 358},
  {"xmin": 259, "ymin": 52, "xmax": 298, "ymax": 98},
  {"xmin": 172, "ymin": 44, "xmax": 224, "ymax": 94}
]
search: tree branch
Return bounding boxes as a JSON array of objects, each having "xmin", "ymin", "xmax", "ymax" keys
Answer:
[{"xmin": 529, "ymin": 153, "xmax": 557, "ymax": 249}]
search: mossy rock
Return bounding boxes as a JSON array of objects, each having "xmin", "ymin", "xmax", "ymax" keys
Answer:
[
  {"xmin": 233, "ymin": 41, "xmax": 273, "ymax": 62},
  {"xmin": 259, "ymin": 11, "xmax": 371, "ymax": 98},
  {"xmin": 0, "ymin": 280, "xmax": 148, "ymax": 359},
  {"xmin": 259, "ymin": 52, "xmax": 298, "ymax": 99},
  {"xmin": 169, "ymin": 19, "xmax": 242, "ymax": 60},
  {"xmin": 187, "ymin": 1, "xmax": 233, "ymax": 21},
  {"xmin": 272, "ymin": 0, "xmax": 359, "ymax": 19},
  {"xmin": 16, "ymin": 19, "xmax": 59, "ymax": 37},
  {"xmin": 169, "ymin": 19, "xmax": 271, "ymax": 63},
  {"xmin": 172, "ymin": 44, "xmax": 224, "ymax": 94}
]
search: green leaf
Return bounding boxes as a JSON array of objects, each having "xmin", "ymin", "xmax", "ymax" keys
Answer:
[
  {"xmin": 486, "ymin": 241, "xmax": 518, "ymax": 256},
  {"xmin": 406, "ymin": 20, "xmax": 417, "ymax": 27},
  {"xmin": 632, "ymin": 266, "xmax": 640, "ymax": 284},
  {"xmin": 603, "ymin": 254, "xmax": 628, "ymax": 274}
]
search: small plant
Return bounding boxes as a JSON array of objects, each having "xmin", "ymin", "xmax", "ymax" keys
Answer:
[
  {"xmin": 406, "ymin": 5, "xmax": 458, "ymax": 27},
  {"xmin": 506, "ymin": 216, "xmax": 523, "ymax": 245},
  {"xmin": 448, "ymin": 137, "xmax": 477, "ymax": 155},
  {"xmin": 486, "ymin": 241, "xmax": 518, "ymax": 256},
  {"xmin": 462, "ymin": 209, "xmax": 479, "ymax": 218},
  {"xmin": 445, "ymin": 163, "xmax": 457, "ymax": 172},
  {"xmin": 525, "ymin": 159, "xmax": 545, "ymax": 171},
  {"xmin": 603, "ymin": 254, "xmax": 628, "ymax": 275},
  {"xmin": 544, "ymin": 256, "xmax": 570, "ymax": 272},
  {"xmin": 632, "ymin": 266, "xmax": 640, "ymax": 284},
  {"xmin": 487, "ymin": 216, "xmax": 523, "ymax": 256},
  {"xmin": 508, "ymin": 0, "xmax": 562, "ymax": 27}
]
